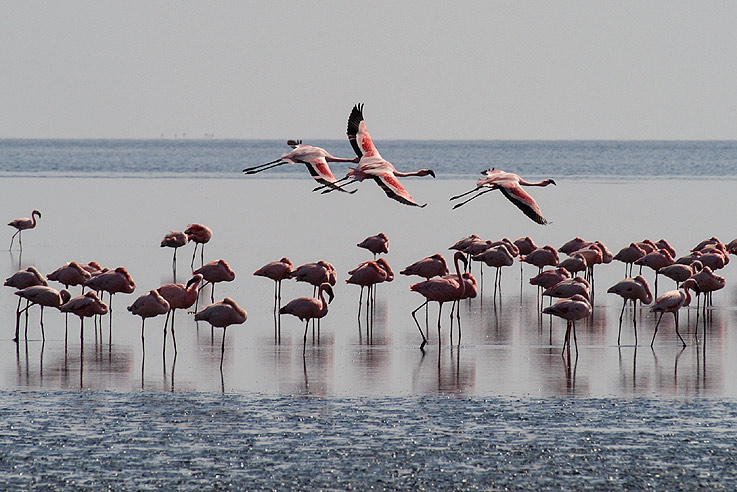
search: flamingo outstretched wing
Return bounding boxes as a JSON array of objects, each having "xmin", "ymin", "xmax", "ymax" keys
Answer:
[
  {"xmin": 373, "ymin": 173, "xmax": 426, "ymax": 208},
  {"xmin": 346, "ymin": 103, "xmax": 381, "ymax": 159},
  {"xmin": 499, "ymin": 183, "xmax": 548, "ymax": 225}
]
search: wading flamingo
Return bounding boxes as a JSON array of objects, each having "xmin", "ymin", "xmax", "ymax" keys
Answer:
[
  {"xmin": 253, "ymin": 257, "xmax": 294, "ymax": 314},
  {"xmin": 5, "ymin": 266, "xmax": 48, "ymax": 342},
  {"xmin": 47, "ymin": 262, "xmax": 91, "ymax": 293},
  {"xmin": 15, "ymin": 286, "xmax": 71, "ymax": 341},
  {"xmin": 127, "ymin": 290, "xmax": 170, "ymax": 356},
  {"xmin": 156, "ymin": 274, "xmax": 203, "ymax": 352},
  {"xmin": 346, "ymin": 259, "xmax": 392, "ymax": 317},
  {"xmin": 279, "ymin": 282, "xmax": 334, "ymax": 354},
  {"xmin": 320, "ymin": 104, "xmax": 435, "ymax": 207},
  {"xmin": 243, "ymin": 140, "xmax": 358, "ymax": 193},
  {"xmin": 650, "ymin": 288, "xmax": 690, "ymax": 347},
  {"xmin": 450, "ymin": 169, "xmax": 555, "ymax": 224},
  {"xmin": 401, "ymin": 254, "xmax": 449, "ymax": 280},
  {"xmin": 59, "ymin": 291, "xmax": 109, "ymax": 342},
  {"xmin": 161, "ymin": 231, "xmax": 188, "ymax": 280},
  {"xmin": 542, "ymin": 294, "xmax": 592, "ymax": 355},
  {"xmin": 194, "ymin": 298, "xmax": 247, "ymax": 368},
  {"xmin": 185, "ymin": 223, "xmax": 212, "ymax": 269},
  {"xmin": 290, "ymin": 261, "xmax": 337, "ymax": 294},
  {"xmin": 357, "ymin": 232, "xmax": 389, "ymax": 258},
  {"xmin": 85, "ymin": 267, "xmax": 136, "ymax": 320},
  {"xmin": 614, "ymin": 243, "xmax": 647, "ymax": 277},
  {"xmin": 521, "ymin": 246, "xmax": 560, "ymax": 274},
  {"xmin": 194, "ymin": 259, "xmax": 236, "ymax": 303},
  {"xmin": 8, "ymin": 209, "xmax": 41, "ymax": 251},
  {"xmin": 606, "ymin": 275, "xmax": 653, "ymax": 345}
]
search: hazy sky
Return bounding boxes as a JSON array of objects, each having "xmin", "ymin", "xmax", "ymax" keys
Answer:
[{"xmin": 2, "ymin": 1, "xmax": 736, "ymax": 140}]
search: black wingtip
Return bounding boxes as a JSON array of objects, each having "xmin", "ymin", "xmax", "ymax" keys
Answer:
[{"xmin": 287, "ymin": 139, "xmax": 302, "ymax": 147}]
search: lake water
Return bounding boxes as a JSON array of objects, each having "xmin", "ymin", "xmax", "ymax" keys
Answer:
[{"xmin": 1, "ymin": 139, "xmax": 737, "ymax": 489}]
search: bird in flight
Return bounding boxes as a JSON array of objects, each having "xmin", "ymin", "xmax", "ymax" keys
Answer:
[{"xmin": 450, "ymin": 169, "xmax": 556, "ymax": 224}]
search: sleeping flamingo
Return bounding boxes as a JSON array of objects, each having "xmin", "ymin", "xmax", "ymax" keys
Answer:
[
  {"xmin": 160, "ymin": 231, "xmax": 188, "ymax": 280},
  {"xmin": 449, "ymin": 169, "xmax": 555, "ymax": 224},
  {"xmin": 8, "ymin": 209, "xmax": 41, "ymax": 251},
  {"xmin": 127, "ymin": 290, "xmax": 170, "ymax": 356},
  {"xmin": 243, "ymin": 140, "xmax": 358, "ymax": 193},
  {"xmin": 649, "ymin": 288, "xmax": 690, "ymax": 348},
  {"xmin": 357, "ymin": 232, "xmax": 389, "ymax": 258},
  {"xmin": 606, "ymin": 275, "xmax": 653, "ymax": 345},
  {"xmin": 320, "ymin": 104, "xmax": 435, "ymax": 207},
  {"xmin": 5, "ymin": 266, "xmax": 47, "ymax": 341},
  {"xmin": 253, "ymin": 257, "xmax": 294, "ymax": 315},
  {"xmin": 156, "ymin": 274, "xmax": 203, "ymax": 352},
  {"xmin": 185, "ymin": 223, "xmax": 212, "ymax": 268},
  {"xmin": 15, "ymin": 286, "xmax": 71, "ymax": 341},
  {"xmin": 542, "ymin": 294, "xmax": 592, "ymax": 355},
  {"xmin": 194, "ymin": 298, "xmax": 248, "ymax": 368},
  {"xmin": 279, "ymin": 282, "xmax": 334, "ymax": 354}
]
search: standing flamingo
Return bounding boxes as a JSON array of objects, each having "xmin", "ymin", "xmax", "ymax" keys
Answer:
[
  {"xmin": 84, "ymin": 267, "xmax": 136, "ymax": 320},
  {"xmin": 290, "ymin": 260, "xmax": 337, "ymax": 294},
  {"xmin": 5, "ymin": 266, "xmax": 48, "ymax": 342},
  {"xmin": 472, "ymin": 244, "xmax": 515, "ymax": 298},
  {"xmin": 194, "ymin": 298, "xmax": 248, "ymax": 368},
  {"xmin": 357, "ymin": 232, "xmax": 389, "ymax": 258},
  {"xmin": 279, "ymin": 282, "xmax": 334, "ymax": 354},
  {"xmin": 59, "ymin": 291, "xmax": 109, "ymax": 342},
  {"xmin": 243, "ymin": 140, "xmax": 358, "ymax": 193},
  {"xmin": 542, "ymin": 294, "xmax": 592, "ymax": 355},
  {"xmin": 635, "ymin": 249, "xmax": 674, "ymax": 297},
  {"xmin": 650, "ymin": 288, "xmax": 690, "ymax": 347},
  {"xmin": 321, "ymin": 104, "xmax": 435, "ymax": 207},
  {"xmin": 161, "ymin": 231, "xmax": 188, "ymax": 280},
  {"xmin": 185, "ymin": 223, "xmax": 212, "ymax": 269},
  {"xmin": 47, "ymin": 262, "xmax": 92, "ymax": 293},
  {"xmin": 450, "ymin": 169, "xmax": 555, "ymax": 224},
  {"xmin": 614, "ymin": 243, "xmax": 647, "ymax": 277},
  {"xmin": 8, "ymin": 209, "xmax": 41, "ymax": 251},
  {"xmin": 127, "ymin": 290, "xmax": 170, "ymax": 356},
  {"xmin": 409, "ymin": 251, "xmax": 467, "ymax": 350},
  {"xmin": 346, "ymin": 259, "xmax": 391, "ymax": 317},
  {"xmin": 193, "ymin": 259, "xmax": 236, "ymax": 303},
  {"xmin": 606, "ymin": 275, "xmax": 653, "ymax": 345},
  {"xmin": 521, "ymin": 245, "xmax": 560, "ymax": 274},
  {"xmin": 156, "ymin": 274, "xmax": 203, "ymax": 352},
  {"xmin": 15, "ymin": 286, "xmax": 71, "ymax": 341},
  {"xmin": 253, "ymin": 257, "xmax": 294, "ymax": 312},
  {"xmin": 401, "ymin": 254, "xmax": 449, "ymax": 280}
]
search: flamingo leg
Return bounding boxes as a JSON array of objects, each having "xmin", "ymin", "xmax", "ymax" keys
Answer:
[
  {"xmin": 303, "ymin": 320, "xmax": 309, "ymax": 355},
  {"xmin": 449, "ymin": 186, "xmax": 482, "ymax": 201},
  {"xmin": 675, "ymin": 311, "xmax": 686, "ymax": 347},
  {"xmin": 313, "ymin": 175, "xmax": 355, "ymax": 192},
  {"xmin": 220, "ymin": 327, "xmax": 227, "ymax": 370},
  {"xmin": 190, "ymin": 244, "xmax": 198, "ymax": 270},
  {"xmin": 411, "ymin": 301, "xmax": 430, "ymax": 350},
  {"xmin": 242, "ymin": 160, "xmax": 286, "ymax": 174},
  {"xmin": 40, "ymin": 306, "xmax": 45, "ymax": 341},
  {"xmin": 437, "ymin": 302, "xmax": 444, "ymax": 347},
  {"xmin": 140, "ymin": 318, "xmax": 146, "ymax": 356},
  {"xmin": 451, "ymin": 188, "xmax": 495, "ymax": 209},
  {"xmin": 9, "ymin": 230, "xmax": 20, "ymax": 250},
  {"xmin": 617, "ymin": 300, "xmax": 626, "ymax": 345},
  {"xmin": 13, "ymin": 296, "xmax": 22, "ymax": 342},
  {"xmin": 650, "ymin": 312, "xmax": 664, "ymax": 347}
]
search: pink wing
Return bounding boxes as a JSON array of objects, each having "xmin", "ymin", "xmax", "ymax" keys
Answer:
[
  {"xmin": 346, "ymin": 104, "xmax": 381, "ymax": 158},
  {"xmin": 374, "ymin": 172, "xmax": 426, "ymax": 208},
  {"xmin": 499, "ymin": 182, "xmax": 548, "ymax": 225}
]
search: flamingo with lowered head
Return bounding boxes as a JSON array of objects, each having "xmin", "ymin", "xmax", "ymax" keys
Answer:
[
  {"xmin": 157, "ymin": 274, "xmax": 204, "ymax": 352},
  {"xmin": 194, "ymin": 298, "xmax": 248, "ymax": 368},
  {"xmin": 8, "ymin": 209, "xmax": 41, "ymax": 251},
  {"xmin": 279, "ymin": 282, "xmax": 334, "ymax": 354},
  {"xmin": 15, "ymin": 286, "xmax": 71, "ymax": 341},
  {"xmin": 450, "ymin": 169, "xmax": 555, "ymax": 224},
  {"xmin": 127, "ymin": 290, "xmax": 170, "ymax": 355},
  {"xmin": 650, "ymin": 288, "xmax": 690, "ymax": 348},
  {"xmin": 59, "ymin": 291, "xmax": 109, "ymax": 342},
  {"xmin": 253, "ymin": 257, "xmax": 294, "ymax": 314},
  {"xmin": 161, "ymin": 231, "xmax": 188, "ymax": 280},
  {"xmin": 542, "ymin": 294, "xmax": 592, "ymax": 355},
  {"xmin": 607, "ymin": 275, "xmax": 653, "ymax": 345},
  {"xmin": 185, "ymin": 223, "xmax": 212, "ymax": 269},
  {"xmin": 357, "ymin": 232, "xmax": 389, "ymax": 258}
]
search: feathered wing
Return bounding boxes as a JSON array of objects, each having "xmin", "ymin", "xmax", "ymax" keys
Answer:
[
  {"xmin": 346, "ymin": 104, "xmax": 380, "ymax": 159},
  {"xmin": 373, "ymin": 173, "xmax": 425, "ymax": 207},
  {"xmin": 297, "ymin": 156, "xmax": 355, "ymax": 193},
  {"xmin": 499, "ymin": 183, "xmax": 548, "ymax": 225}
]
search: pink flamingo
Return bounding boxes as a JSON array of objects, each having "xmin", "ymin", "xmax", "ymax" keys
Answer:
[
  {"xmin": 244, "ymin": 140, "xmax": 358, "ymax": 193},
  {"xmin": 655, "ymin": 238, "xmax": 676, "ymax": 258},
  {"xmin": 614, "ymin": 243, "xmax": 647, "ymax": 277},
  {"xmin": 557, "ymin": 254, "xmax": 588, "ymax": 276},
  {"xmin": 193, "ymin": 259, "xmax": 236, "ymax": 303},
  {"xmin": 726, "ymin": 238, "xmax": 737, "ymax": 255},
  {"xmin": 409, "ymin": 251, "xmax": 467, "ymax": 350},
  {"xmin": 279, "ymin": 283, "xmax": 334, "ymax": 354},
  {"xmin": 8, "ymin": 209, "xmax": 41, "ymax": 251},
  {"xmin": 649, "ymin": 288, "xmax": 690, "ymax": 347},
  {"xmin": 185, "ymin": 223, "xmax": 212, "ymax": 268},
  {"xmin": 660, "ymin": 261, "xmax": 702, "ymax": 289},
  {"xmin": 59, "ymin": 291, "xmax": 109, "ymax": 342},
  {"xmin": 687, "ymin": 265, "xmax": 725, "ymax": 309},
  {"xmin": 635, "ymin": 249, "xmax": 674, "ymax": 297},
  {"xmin": 542, "ymin": 294, "xmax": 592, "ymax": 355},
  {"xmin": 253, "ymin": 257, "xmax": 294, "ymax": 314},
  {"xmin": 157, "ymin": 274, "xmax": 203, "ymax": 352},
  {"xmin": 127, "ymin": 290, "xmax": 170, "ymax": 355},
  {"xmin": 559, "ymin": 237, "xmax": 591, "ymax": 256},
  {"xmin": 346, "ymin": 259, "xmax": 393, "ymax": 317},
  {"xmin": 322, "ymin": 104, "xmax": 435, "ymax": 207},
  {"xmin": 357, "ymin": 232, "xmax": 389, "ymax": 258},
  {"xmin": 514, "ymin": 236, "xmax": 538, "ymax": 284},
  {"xmin": 47, "ymin": 261, "xmax": 92, "ymax": 293},
  {"xmin": 194, "ymin": 298, "xmax": 248, "ymax": 368},
  {"xmin": 450, "ymin": 169, "xmax": 555, "ymax": 224},
  {"xmin": 521, "ymin": 245, "xmax": 560, "ymax": 274},
  {"xmin": 472, "ymin": 244, "xmax": 514, "ymax": 297},
  {"xmin": 449, "ymin": 234, "xmax": 481, "ymax": 256},
  {"xmin": 290, "ymin": 260, "xmax": 337, "ymax": 294},
  {"xmin": 15, "ymin": 286, "xmax": 71, "ymax": 341},
  {"xmin": 161, "ymin": 231, "xmax": 188, "ymax": 280},
  {"xmin": 5, "ymin": 266, "xmax": 48, "ymax": 341},
  {"xmin": 401, "ymin": 254, "xmax": 449, "ymax": 280},
  {"xmin": 542, "ymin": 277, "xmax": 591, "ymax": 302},
  {"xmin": 447, "ymin": 271, "xmax": 479, "ymax": 343},
  {"xmin": 85, "ymin": 267, "xmax": 136, "ymax": 319},
  {"xmin": 530, "ymin": 268, "xmax": 571, "ymax": 290},
  {"xmin": 606, "ymin": 275, "xmax": 653, "ymax": 345}
]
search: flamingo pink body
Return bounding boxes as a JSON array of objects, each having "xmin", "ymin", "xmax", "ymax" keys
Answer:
[
  {"xmin": 530, "ymin": 268, "xmax": 571, "ymax": 289},
  {"xmin": 157, "ymin": 274, "xmax": 203, "ymax": 311},
  {"xmin": 449, "ymin": 234, "xmax": 481, "ymax": 252},
  {"xmin": 635, "ymin": 249, "xmax": 675, "ymax": 271},
  {"xmin": 128, "ymin": 290, "xmax": 170, "ymax": 319},
  {"xmin": 161, "ymin": 231, "xmax": 188, "ymax": 249},
  {"xmin": 542, "ymin": 294, "xmax": 592, "ymax": 323},
  {"xmin": 253, "ymin": 258, "xmax": 294, "ymax": 282},
  {"xmin": 543, "ymin": 277, "xmax": 590, "ymax": 301},
  {"xmin": 357, "ymin": 232, "xmax": 389, "ymax": 256},
  {"xmin": 185, "ymin": 224, "xmax": 212, "ymax": 245},
  {"xmin": 401, "ymin": 254, "xmax": 449, "ymax": 280},
  {"xmin": 60, "ymin": 291, "xmax": 109, "ymax": 319},
  {"xmin": 522, "ymin": 246, "xmax": 560, "ymax": 270},
  {"xmin": 194, "ymin": 259, "xmax": 236, "ymax": 284},
  {"xmin": 4, "ymin": 266, "xmax": 47, "ymax": 289},
  {"xmin": 559, "ymin": 238, "xmax": 591, "ymax": 255},
  {"xmin": 8, "ymin": 209, "xmax": 41, "ymax": 250},
  {"xmin": 346, "ymin": 261, "xmax": 388, "ymax": 288},
  {"xmin": 16, "ymin": 285, "xmax": 72, "ymax": 309},
  {"xmin": 607, "ymin": 275, "xmax": 653, "ymax": 305},
  {"xmin": 557, "ymin": 254, "xmax": 588, "ymax": 275},
  {"xmin": 291, "ymin": 261, "xmax": 336, "ymax": 288},
  {"xmin": 195, "ymin": 297, "xmax": 248, "ymax": 328},
  {"xmin": 85, "ymin": 267, "xmax": 136, "ymax": 295},
  {"xmin": 47, "ymin": 262, "xmax": 91, "ymax": 289},
  {"xmin": 513, "ymin": 236, "xmax": 538, "ymax": 256}
]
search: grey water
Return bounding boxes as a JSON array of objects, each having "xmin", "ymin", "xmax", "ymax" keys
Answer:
[{"xmin": 2, "ymin": 139, "xmax": 737, "ymax": 490}]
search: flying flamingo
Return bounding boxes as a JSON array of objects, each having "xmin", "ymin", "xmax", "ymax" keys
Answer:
[
  {"xmin": 127, "ymin": 290, "xmax": 170, "ymax": 356},
  {"xmin": 5, "ymin": 266, "xmax": 48, "ymax": 342},
  {"xmin": 15, "ymin": 286, "xmax": 71, "ymax": 341},
  {"xmin": 357, "ymin": 232, "xmax": 389, "ymax": 258},
  {"xmin": 279, "ymin": 282, "xmax": 334, "ymax": 354},
  {"xmin": 8, "ymin": 209, "xmax": 41, "ymax": 251},
  {"xmin": 321, "ymin": 104, "xmax": 435, "ymax": 207},
  {"xmin": 450, "ymin": 169, "xmax": 555, "ymax": 224},
  {"xmin": 161, "ymin": 231, "xmax": 188, "ymax": 280},
  {"xmin": 409, "ymin": 251, "xmax": 467, "ymax": 350},
  {"xmin": 253, "ymin": 257, "xmax": 294, "ymax": 314},
  {"xmin": 606, "ymin": 275, "xmax": 653, "ymax": 345},
  {"xmin": 542, "ymin": 294, "xmax": 592, "ymax": 355},
  {"xmin": 156, "ymin": 274, "xmax": 203, "ymax": 352},
  {"xmin": 243, "ymin": 140, "xmax": 358, "ymax": 193},
  {"xmin": 649, "ymin": 288, "xmax": 690, "ymax": 347},
  {"xmin": 193, "ymin": 259, "xmax": 236, "ymax": 303},
  {"xmin": 194, "ymin": 297, "xmax": 248, "ymax": 368},
  {"xmin": 185, "ymin": 223, "xmax": 212, "ymax": 269},
  {"xmin": 59, "ymin": 291, "xmax": 109, "ymax": 342}
]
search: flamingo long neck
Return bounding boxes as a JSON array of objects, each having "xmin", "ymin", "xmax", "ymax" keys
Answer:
[
  {"xmin": 318, "ymin": 286, "xmax": 330, "ymax": 316},
  {"xmin": 519, "ymin": 179, "xmax": 552, "ymax": 187},
  {"xmin": 31, "ymin": 212, "xmax": 39, "ymax": 227},
  {"xmin": 395, "ymin": 169, "xmax": 430, "ymax": 178},
  {"xmin": 453, "ymin": 253, "xmax": 466, "ymax": 298}
]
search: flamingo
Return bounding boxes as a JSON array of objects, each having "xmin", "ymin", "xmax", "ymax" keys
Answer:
[
  {"xmin": 400, "ymin": 254, "xmax": 449, "ymax": 280},
  {"xmin": 557, "ymin": 254, "xmax": 588, "ymax": 276},
  {"xmin": 185, "ymin": 223, "xmax": 212, "ymax": 268},
  {"xmin": 606, "ymin": 275, "xmax": 653, "ymax": 345},
  {"xmin": 542, "ymin": 294, "xmax": 592, "ymax": 355},
  {"xmin": 542, "ymin": 277, "xmax": 591, "ymax": 302},
  {"xmin": 84, "ymin": 267, "xmax": 136, "ymax": 319},
  {"xmin": 8, "ymin": 209, "xmax": 41, "ymax": 251},
  {"xmin": 357, "ymin": 232, "xmax": 389, "ymax": 258},
  {"xmin": 660, "ymin": 261, "xmax": 702, "ymax": 290},
  {"xmin": 5, "ymin": 266, "xmax": 48, "ymax": 342},
  {"xmin": 346, "ymin": 259, "xmax": 392, "ymax": 317},
  {"xmin": 127, "ymin": 290, "xmax": 170, "ymax": 355},
  {"xmin": 161, "ymin": 231, "xmax": 188, "ymax": 280},
  {"xmin": 290, "ymin": 260, "xmax": 337, "ymax": 294},
  {"xmin": 450, "ymin": 169, "xmax": 555, "ymax": 224},
  {"xmin": 243, "ymin": 140, "xmax": 358, "ymax": 193},
  {"xmin": 446, "ymin": 271, "xmax": 478, "ymax": 343},
  {"xmin": 194, "ymin": 297, "xmax": 248, "ymax": 368},
  {"xmin": 156, "ymin": 274, "xmax": 203, "ymax": 352},
  {"xmin": 726, "ymin": 238, "xmax": 737, "ymax": 255},
  {"xmin": 47, "ymin": 261, "xmax": 92, "ymax": 293},
  {"xmin": 409, "ymin": 251, "xmax": 467, "ymax": 350},
  {"xmin": 614, "ymin": 243, "xmax": 647, "ymax": 277},
  {"xmin": 635, "ymin": 249, "xmax": 674, "ymax": 297},
  {"xmin": 193, "ymin": 259, "xmax": 236, "ymax": 303},
  {"xmin": 514, "ymin": 236, "xmax": 538, "ymax": 284},
  {"xmin": 559, "ymin": 237, "xmax": 592, "ymax": 256},
  {"xmin": 686, "ymin": 266, "xmax": 726, "ymax": 310},
  {"xmin": 521, "ymin": 245, "xmax": 560, "ymax": 274},
  {"xmin": 322, "ymin": 104, "xmax": 435, "ymax": 207},
  {"xmin": 253, "ymin": 257, "xmax": 294, "ymax": 313},
  {"xmin": 649, "ymin": 288, "xmax": 690, "ymax": 347},
  {"xmin": 15, "ymin": 286, "xmax": 71, "ymax": 341},
  {"xmin": 59, "ymin": 291, "xmax": 109, "ymax": 342},
  {"xmin": 472, "ymin": 244, "xmax": 515, "ymax": 297},
  {"xmin": 530, "ymin": 267, "xmax": 571, "ymax": 290},
  {"xmin": 279, "ymin": 282, "xmax": 334, "ymax": 354}
]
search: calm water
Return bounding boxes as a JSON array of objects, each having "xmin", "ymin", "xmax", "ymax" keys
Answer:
[{"xmin": 2, "ymin": 139, "xmax": 737, "ymax": 489}]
